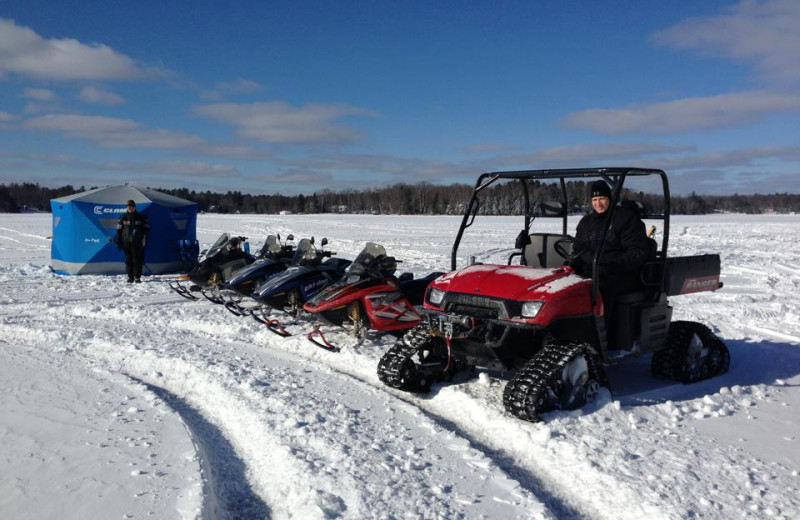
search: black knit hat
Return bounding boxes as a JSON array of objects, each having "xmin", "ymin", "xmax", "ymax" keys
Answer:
[
  {"xmin": 126, "ymin": 199, "xmax": 136, "ymax": 207},
  {"xmin": 589, "ymin": 180, "xmax": 611, "ymax": 199}
]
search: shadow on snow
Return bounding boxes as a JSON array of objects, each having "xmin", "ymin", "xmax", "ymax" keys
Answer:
[{"xmin": 134, "ymin": 378, "xmax": 271, "ymax": 520}]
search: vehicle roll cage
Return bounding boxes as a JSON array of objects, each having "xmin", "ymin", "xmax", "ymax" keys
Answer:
[{"xmin": 451, "ymin": 167, "xmax": 671, "ymax": 304}]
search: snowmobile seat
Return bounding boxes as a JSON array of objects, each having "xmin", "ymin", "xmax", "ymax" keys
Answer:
[
  {"xmin": 523, "ymin": 233, "xmax": 571, "ymax": 268},
  {"xmin": 320, "ymin": 257, "xmax": 352, "ymax": 274},
  {"xmin": 400, "ymin": 271, "xmax": 445, "ymax": 306}
]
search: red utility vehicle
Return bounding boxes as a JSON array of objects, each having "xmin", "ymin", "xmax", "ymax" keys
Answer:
[{"xmin": 378, "ymin": 167, "xmax": 729, "ymax": 421}]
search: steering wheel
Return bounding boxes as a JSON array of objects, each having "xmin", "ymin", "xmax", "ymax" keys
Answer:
[{"xmin": 553, "ymin": 236, "xmax": 578, "ymax": 261}]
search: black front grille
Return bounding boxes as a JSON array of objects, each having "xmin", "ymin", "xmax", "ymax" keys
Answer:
[
  {"xmin": 448, "ymin": 304, "xmax": 499, "ymax": 319},
  {"xmin": 443, "ymin": 293, "xmax": 520, "ymax": 319}
]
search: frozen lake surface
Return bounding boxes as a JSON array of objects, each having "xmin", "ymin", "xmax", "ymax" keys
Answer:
[{"xmin": 1, "ymin": 212, "xmax": 799, "ymax": 519}]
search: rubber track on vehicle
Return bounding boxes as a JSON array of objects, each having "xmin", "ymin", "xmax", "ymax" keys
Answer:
[
  {"xmin": 377, "ymin": 325, "xmax": 431, "ymax": 390},
  {"xmin": 651, "ymin": 321, "xmax": 729, "ymax": 383},
  {"xmin": 503, "ymin": 342, "xmax": 605, "ymax": 422}
]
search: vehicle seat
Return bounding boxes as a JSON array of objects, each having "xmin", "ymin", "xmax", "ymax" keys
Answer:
[
  {"xmin": 523, "ymin": 233, "xmax": 571, "ymax": 268},
  {"xmin": 618, "ymin": 199, "xmax": 646, "ymax": 217}
]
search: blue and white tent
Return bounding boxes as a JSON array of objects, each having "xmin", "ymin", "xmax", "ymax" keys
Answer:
[{"xmin": 50, "ymin": 185, "xmax": 197, "ymax": 275}]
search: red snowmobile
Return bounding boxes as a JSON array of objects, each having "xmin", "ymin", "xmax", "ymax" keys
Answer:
[
  {"xmin": 378, "ymin": 167, "xmax": 729, "ymax": 422},
  {"xmin": 302, "ymin": 242, "xmax": 443, "ymax": 351}
]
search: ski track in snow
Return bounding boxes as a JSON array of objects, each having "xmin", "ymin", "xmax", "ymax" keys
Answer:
[{"xmin": 1, "ymin": 213, "xmax": 800, "ymax": 520}]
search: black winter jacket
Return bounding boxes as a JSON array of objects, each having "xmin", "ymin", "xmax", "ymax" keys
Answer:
[
  {"xmin": 572, "ymin": 206, "xmax": 651, "ymax": 277},
  {"xmin": 116, "ymin": 211, "xmax": 150, "ymax": 249}
]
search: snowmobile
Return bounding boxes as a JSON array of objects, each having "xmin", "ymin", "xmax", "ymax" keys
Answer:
[
  {"xmin": 302, "ymin": 242, "xmax": 444, "ymax": 351},
  {"xmin": 249, "ymin": 237, "xmax": 351, "ymax": 336},
  {"xmin": 377, "ymin": 167, "xmax": 730, "ymax": 422},
  {"xmin": 169, "ymin": 233, "xmax": 255, "ymax": 302},
  {"xmin": 219, "ymin": 234, "xmax": 297, "ymax": 316}
]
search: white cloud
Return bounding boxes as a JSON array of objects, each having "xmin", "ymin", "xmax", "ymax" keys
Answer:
[
  {"xmin": 22, "ymin": 102, "xmax": 60, "ymax": 115},
  {"xmin": 23, "ymin": 114, "xmax": 204, "ymax": 149},
  {"xmin": 218, "ymin": 79, "xmax": 263, "ymax": 94},
  {"xmin": 497, "ymin": 142, "xmax": 694, "ymax": 165},
  {"xmin": 457, "ymin": 143, "xmax": 518, "ymax": 153},
  {"xmin": 0, "ymin": 18, "xmax": 159, "ymax": 81},
  {"xmin": 21, "ymin": 113, "xmax": 267, "ymax": 159},
  {"xmin": 277, "ymin": 153, "xmax": 467, "ymax": 184},
  {"xmin": 77, "ymin": 86, "xmax": 124, "ymax": 106},
  {"xmin": 99, "ymin": 160, "xmax": 239, "ymax": 177},
  {"xmin": 194, "ymin": 101, "xmax": 377, "ymax": 144},
  {"xmin": 636, "ymin": 144, "xmax": 800, "ymax": 172},
  {"xmin": 561, "ymin": 91, "xmax": 800, "ymax": 135},
  {"xmin": 0, "ymin": 151, "xmax": 241, "ymax": 183},
  {"xmin": 197, "ymin": 142, "xmax": 272, "ymax": 160},
  {"xmin": 0, "ymin": 110, "xmax": 16, "ymax": 121},
  {"xmin": 21, "ymin": 87, "xmax": 56, "ymax": 101},
  {"xmin": 261, "ymin": 168, "xmax": 335, "ymax": 185},
  {"xmin": 199, "ymin": 78, "xmax": 264, "ymax": 100},
  {"xmin": 653, "ymin": 0, "xmax": 800, "ymax": 84}
]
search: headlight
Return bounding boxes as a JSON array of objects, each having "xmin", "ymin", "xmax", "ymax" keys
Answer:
[
  {"xmin": 428, "ymin": 287, "xmax": 445, "ymax": 305},
  {"xmin": 520, "ymin": 301, "xmax": 544, "ymax": 318}
]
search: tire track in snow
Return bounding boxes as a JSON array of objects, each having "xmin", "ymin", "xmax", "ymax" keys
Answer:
[
  {"xmin": 161, "ymin": 307, "xmax": 676, "ymax": 520},
  {"xmin": 10, "ymin": 303, "xmax": 560, "ymax": 519},
  {"xmin": 137, "ymin": 380, "xmax": 271, "ymax": 520}
]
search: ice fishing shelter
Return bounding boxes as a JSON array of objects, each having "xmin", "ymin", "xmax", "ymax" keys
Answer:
[{"xmin": 50, "ymin": 185, "xmax": 197, "ymax": 275}]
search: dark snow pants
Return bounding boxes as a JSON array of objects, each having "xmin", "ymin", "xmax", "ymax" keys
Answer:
[
  {"xmin": 598, "ymin": 270, "xmax": 642, "ymax": 346},
  {"xmin": 123, "ymin": 244, "xmax": 145, "ymax": 280}
]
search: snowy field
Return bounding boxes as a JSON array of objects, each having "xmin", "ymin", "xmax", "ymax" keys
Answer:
[{"xmin": 1, "ymin": 212, "xmax": 799, "ymax": 520}]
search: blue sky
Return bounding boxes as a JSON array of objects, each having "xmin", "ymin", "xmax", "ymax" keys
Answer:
[{"xmin": 1, "ymin": 0, "xmax": 798, "ymax": 195}]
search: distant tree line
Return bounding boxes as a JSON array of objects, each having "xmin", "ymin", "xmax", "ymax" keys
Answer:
[{"xmin": 2, "ymin": 181, "xmax": 799, "ymax": 215}]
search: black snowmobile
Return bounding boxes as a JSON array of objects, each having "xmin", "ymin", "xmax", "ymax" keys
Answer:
[{"xmin": 169, "ymin": 233, "xmax": 255, "ymax": 302}]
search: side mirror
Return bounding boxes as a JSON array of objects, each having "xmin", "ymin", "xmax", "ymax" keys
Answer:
[
  {"xmin": 321, "ymin": 237, "xmax": 328, "ymax": 247},
  {"xmin": 514, "ymin": 230, "xmax": 531, "ymax": 249}
]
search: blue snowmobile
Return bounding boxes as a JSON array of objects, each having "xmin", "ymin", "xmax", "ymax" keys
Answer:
[
  {"xmin": 250, "ymin": 237, "xmax": 351, "ymax": 336},
  {"xmin": 220, "ymin": 234, "xmax": 297, "ymax": 315}
]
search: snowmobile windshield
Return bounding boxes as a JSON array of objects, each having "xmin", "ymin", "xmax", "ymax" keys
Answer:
[
  {"xmin": 261, "ymin": 235, "xmax": 280, "ymax": 256},
  {"xmin": 205, "ymin": 233, "xmax": 231, "ymax": 259},
  {"xmin": 291, "ymin": 239, "xmax": 317, "ymax": 265},
  {"xmin": 347, "ymin": 243, "xmax": 388, "ymax": 276}
]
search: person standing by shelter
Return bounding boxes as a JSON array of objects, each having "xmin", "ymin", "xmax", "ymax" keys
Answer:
[{"xmin": 116, "ymin": 200, "xmax": 150, "ymax": 283}]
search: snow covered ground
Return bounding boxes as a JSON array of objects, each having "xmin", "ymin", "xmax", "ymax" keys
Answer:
[{"xmin": 1, "ymin": 212, "xmax": 799, "ymax": 520}]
